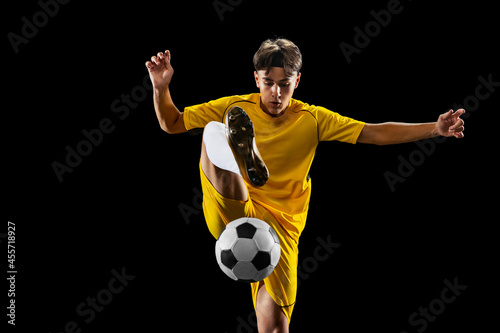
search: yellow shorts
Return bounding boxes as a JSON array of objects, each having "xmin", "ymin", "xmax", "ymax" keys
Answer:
[{"xmin": 200, "ymin": 163, "xmax": 298, "ymax": 322}]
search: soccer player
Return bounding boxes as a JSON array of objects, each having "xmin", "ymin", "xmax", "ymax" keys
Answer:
[{"xmin": 145, "ymin": 38, "xmax": 465, "ymax": 332}]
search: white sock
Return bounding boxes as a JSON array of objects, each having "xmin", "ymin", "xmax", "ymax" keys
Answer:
[{"xmin": 203, "ymin": 121, "xmax": 242, "ymax": 177}]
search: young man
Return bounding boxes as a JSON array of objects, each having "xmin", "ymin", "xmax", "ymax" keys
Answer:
[{"xmin": 145, "ymin": 38, "xmax": 465, "ymax": 332}]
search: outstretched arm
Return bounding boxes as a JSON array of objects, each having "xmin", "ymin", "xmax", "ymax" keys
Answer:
[
  {"xmin": 145, "ymin": 50, "xmax": 186, "ymax": 134},
  {"xmin": 358, "ymin": 109, "xmax": 465, "ymax": 145}
]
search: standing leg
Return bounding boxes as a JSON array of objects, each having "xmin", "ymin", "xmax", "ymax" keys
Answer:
[{"xmin": 256, "ymin": 282, "xmax": 289, "ymax": 333}]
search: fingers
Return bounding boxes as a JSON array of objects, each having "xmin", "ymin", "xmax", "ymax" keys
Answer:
[
  {"xmin": 453, "ymin": 108, "xmax": 466, "ymax": 118},
  {"xmin": 449, "ymin": 111, "xmax": 465, "ymax": 138},
  {"xmin": 439, "ymin": 108, "xmax": 465, "ymax": 139},
  {"xmin": 441, "ymin": 109, "xmax": 454, "ymax": 120},
  {"xmin": 449, "ymin": 119, "xmax": 464, "ymax": 133},
  {"xmin": 451, "ymin": 108, "xmax": 465, "ymax": 131},
  {"xmin": 157, "ymin": 50, "xmax": 171, "ymax": 64},
  {"xmin": 145, "ymin": 50, "xmax": 171, "ymax": 70},
  {"xmin": 442, "ymin": 108, "xmax": 465, "ymax": 119}
]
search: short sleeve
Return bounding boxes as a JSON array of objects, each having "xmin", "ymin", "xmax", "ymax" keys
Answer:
[
  {"xmin": 183, "ymin": 97, "xmax": 230, "ymax": 133},
  {"xmin": 315, "ymin": 106, "xmax": 365, "ymax": 143}
]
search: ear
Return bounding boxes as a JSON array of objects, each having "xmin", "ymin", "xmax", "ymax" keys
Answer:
[
  {"xmin": 254, "ymin": 71, "xmax": 260, "ymax": 88},
  {"xmin": 294, "ymin": 72, "xmax": 301, "ymax": 89}
]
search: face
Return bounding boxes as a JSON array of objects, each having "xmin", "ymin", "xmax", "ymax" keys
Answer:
[{"xmin": 254, "ymin": 67, "xmax": 301, "ymax": 116}]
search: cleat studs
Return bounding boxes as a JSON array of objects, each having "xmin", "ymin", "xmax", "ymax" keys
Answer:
[
  {"xmin": 238, "ymin": 143, "xmax": 244, "ymax": 148},
  {"xmin": 229, "ymin": 115, "xmax": 235, "ymax": 120},
  {"xmin": 230, "ymin": 129, "xmax": 237, "ymax": 134},
  {"xmin": 241, "ymin": 127, "xmax": 246, "ymax": 131}
]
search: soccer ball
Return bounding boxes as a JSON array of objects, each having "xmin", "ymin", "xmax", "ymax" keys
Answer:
[{"xmin": 215, "ymin": 217, "xmax": 280, "ymax": 282}]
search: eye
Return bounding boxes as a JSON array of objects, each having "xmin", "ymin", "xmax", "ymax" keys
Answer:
[
  {"xmin": 279, "ymin": 83, "xmax": 290, "ymax": 88},
  {"xmin": 265, "ymin": 82, "xmax": 274, "ymax": 87}
]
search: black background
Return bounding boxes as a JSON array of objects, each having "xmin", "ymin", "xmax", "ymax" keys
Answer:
[{"xmin": 4, "ymin": 0, "xmax": 497, "ymax": 332}]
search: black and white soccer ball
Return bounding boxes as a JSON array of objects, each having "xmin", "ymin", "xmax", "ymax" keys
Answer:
[{"xmin": 215, "ymin": 217, "xmax": 280, "ymax": 282}]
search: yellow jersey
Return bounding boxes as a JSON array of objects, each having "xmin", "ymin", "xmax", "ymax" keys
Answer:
[{"xmin": 184, "ymin": 93, "xmax": 365, "ymax": 244}]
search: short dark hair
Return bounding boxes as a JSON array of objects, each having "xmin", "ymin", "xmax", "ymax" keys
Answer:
[{"xmin": 253, "ymin": 38, "xmax": 302, "ymax": 77}]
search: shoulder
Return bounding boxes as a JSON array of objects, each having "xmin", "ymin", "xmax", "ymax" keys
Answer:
[
  {"xmin": 199, "ymin": 93, "xmax": 259, "ymax": 111},
  {"xmin": 224, "ymin": 93, "xmax": 260, "ymax": 107},
  {"xmin": 289, "ymin": 99, "xmax": 352, "ymax": 121},
  {"xmin": 289, "ymin": 97, "xmax": 313, "ymax": 112},
  {"xmin": 185, "ymin": 93, "xmax": 257, "ymax": 114},
  {"xmin": 288, "ymin": 98, "xmax": 330, "ymax": 119}
]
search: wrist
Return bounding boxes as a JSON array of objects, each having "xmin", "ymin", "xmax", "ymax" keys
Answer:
[
  {"xmin": 154, "ymin": 83, "xmax": 169, "ymax": 95},
  {"xmin": 431, "ymin": 122, "xmax": 440, "ymax": 137}
]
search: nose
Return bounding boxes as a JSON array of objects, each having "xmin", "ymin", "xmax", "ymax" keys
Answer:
[{"xmin": 271, "ymin": 84, "xmax": 281, "ymax": 98}]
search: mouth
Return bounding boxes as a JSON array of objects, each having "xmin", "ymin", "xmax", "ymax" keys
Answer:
[{"xmin": 269, "ymin": 101, "xmax": 281, "ymax": 108}]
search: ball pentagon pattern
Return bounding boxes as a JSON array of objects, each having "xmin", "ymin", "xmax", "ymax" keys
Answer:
[{"xmin": 215, "ymin": 217, "xmax": 280, "ymax": 282}]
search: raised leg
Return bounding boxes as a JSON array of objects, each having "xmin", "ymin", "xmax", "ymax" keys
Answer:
[{"xmin": 200, "ymin": 122, "xmax": 248, "ymax": 201}]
